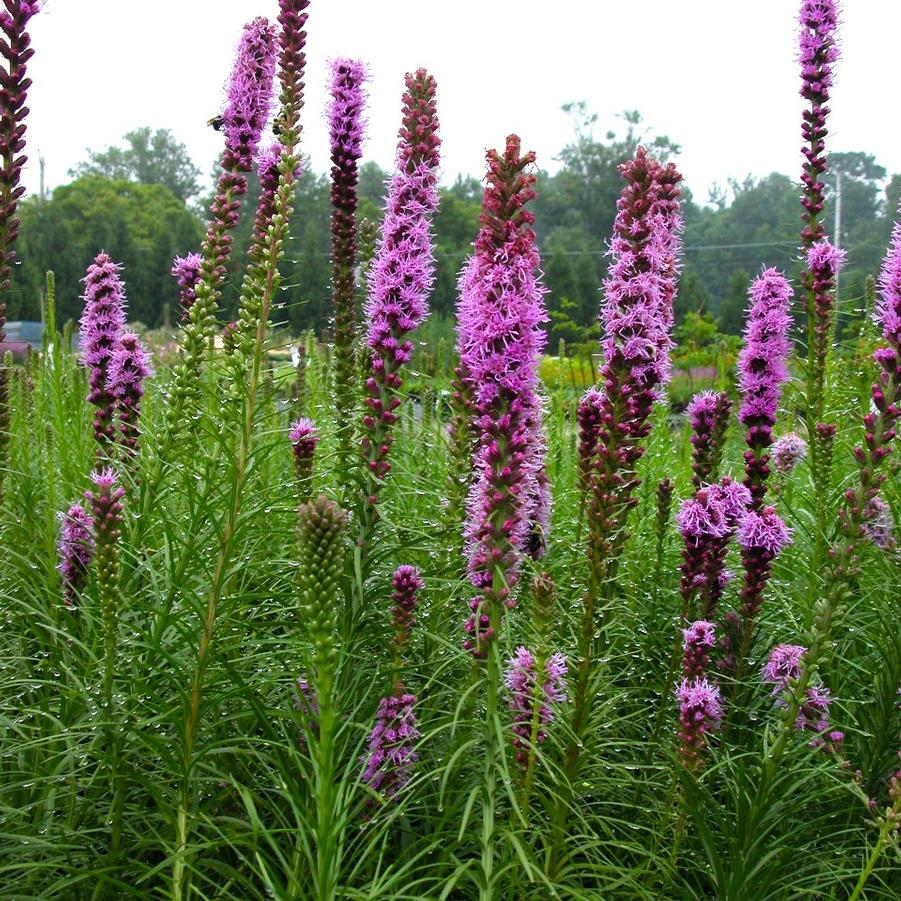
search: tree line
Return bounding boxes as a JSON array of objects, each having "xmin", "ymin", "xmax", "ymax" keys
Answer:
[{"xmin": 7, "ymin": 112, "xmax": 900, "ymax": 344}]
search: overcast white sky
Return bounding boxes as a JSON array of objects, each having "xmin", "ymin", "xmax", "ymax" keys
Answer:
[{"xmin": 22, "ymin": 0, "xmax": 901, "ymax": 204}]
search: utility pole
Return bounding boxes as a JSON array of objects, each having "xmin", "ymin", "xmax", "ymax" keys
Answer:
[{"xmin": 38, "ymin": 152, "xmax": 45, "ymax": 202}]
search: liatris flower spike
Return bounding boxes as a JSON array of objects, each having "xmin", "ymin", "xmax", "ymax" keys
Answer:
[
  {"xmin": 862, "ymin": 496, "xmax": 896, "ymax": 551},
  {"xmin": 361, "ymin": 692, "xmax": 420, "ymax": 802},
  {"xmin": 772, "ymin": 432, "xmax": 808, "ymax": 474},
  {"xmin": 289, "ymin": 418, "xmax": 319, "ymax": 502},
  {"xmin": 79, "ymin": 253, "xmax": 127, "ymax": 451},
  {"xmin": 682, "ymin": 620, "xmax": 716, "ymax": 679},
  {"xmin": 359, "ymin": 69, "xmax": 440, "ymax": 545},
  {"xmin": 58, "ymin": 503, "xmax": 94, "ymax": 610},
  {"xmin": 171, "ymin": 253, "xmax": 202, "ymax": 322},
  {"xmin": 762, "ymin": 643, "xmax": 807, "ymax": 694},
  {"xmin": 0, "ymin": 0, "xmax": 42, "ymax": 338},
  {"xmin": 457, "ymin": 135, "xmax": 547, "ymax": 654},
  {"xmin": 676, "ymin": 677, "xmax": 722, "ymax": 772},
  {"xmin": 687, "ymin": 391, "xmax": 732, "ymax": 489},
  {"xmin": 327, "ymin": 57, "xmax": 366, "ymax": 476},
  {"xmin": 737, "ymin": 268, "xmax": 793, "ymax": 508},
  {"xmin": 107, "ymin": 332, "xmax": 154, "ymax": 459},
  {"xmin": 390, "ymin": 564, "xmax": 423, "ymax": 674},
  {"xmin": 577, "ymin": 386, "xmax": 605, "ymax": 494},
  {"xmin": 505, "ymin": 647, "xmax": 567, "ymax": 768}
]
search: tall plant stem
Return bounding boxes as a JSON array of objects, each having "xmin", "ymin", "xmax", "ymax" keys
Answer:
[{"xmin": 479, "ymin": 593, "xmax": 502, "ymax": 901}]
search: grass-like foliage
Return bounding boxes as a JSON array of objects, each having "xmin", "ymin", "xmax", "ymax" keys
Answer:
[{"xmin": 1, "ymin": 0, "xmax": 900, "ymax": 899}]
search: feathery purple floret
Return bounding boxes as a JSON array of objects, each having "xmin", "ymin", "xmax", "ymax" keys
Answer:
[
  {"xmin": 762, "ymin": 643, "xmax": 807, "ymax": 692},
  {"xmin": 677, "ymin": 489, "xmax": 729, "ymax": 543},
  {"xmin": 171, "ymin": 253, "xmax": 202, "ymax": 322},
  {"xmin": 862, "ymin": 496, "xmax": 896, "ymax": 550},
  {"xmin": 79, "ymin": 253, "xmax": 127, "ymax": 449},
  {"xmin": 772, "ymin": 432, "xmax": 808, "ymax": 474},
  {"xmin": 289, "ymin": 417, "xmax": 319, "ymax": 456},
  {"xmin": 676, "ymin": 677, "xmax": 722, "ymax": 771},
  {"xmin": 504, "ymin": 646, "xmax": 567, "ymax": 767},
  {"xmin": 737, "ymin": 268, "xmax": 793, "ymax": 507},
  {"xmin": 107, "ymin": 332, "xmax": 153, "ymax": 458},
  {"xmin": 738, "ymin": 506, "xmax": 793, "ymax": 556},
  {"xmin": 58, "ymin": 503, "xmax": 94, "ymax": 609},
  {"xmin": 221, "ymin": 17, "xmax": 278, "ymax": 171},
  {"xmin": 361, "ymin": 693, "xmax": 419, "ymax": 801},
  {"xmin": 327, "ymin": 58, "xmax": 366, "ymax": 165}
]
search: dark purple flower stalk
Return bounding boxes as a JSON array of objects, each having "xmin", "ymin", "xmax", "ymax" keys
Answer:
[
  {"xmin": 734, "ymin": 506, "xmax": 792, "ymax": 674},
  {"xmin": 584, "ymin": 150, "xmax": 682, "ymax": 629},
  {"xmin": 682, "ymin": 620, "xmax": 716, "ymax": 680},
  {"xmin": 677, "ymin": 478, "xmax": 750, "ymax": 621},
  {"xmin": 577, "ymin": 385, "xmax": 604, "ymax": 496},
  {"xmin": 390, "ymin": 564, "xmax": 423, "ymax": 678},
  {"xmin": 652, "ymin": 477, "xmax": 675, "ymax": 602},
  {"xmin": 772, "ymin": 432, "xmax": 808, "ymax": 475},
  {"xmin": 58, "ymin": 502, "xmax": 94, "ymax": 610},
  {"xmin": 85, "ymin": 468, "xmax": 125, "ymax": 711},
  {"xmin": 676, "ymin": 677, "xmax": 722, "ymax": 771},
  {"xmin": 505, "ymin": 647, "xmax": 567, "ymax": 768},
  {"xmin": 327, "ymin": 57, "xmax": 366, "ymax": 477},
  {"xmin": 358, "ymin": 69, "xmax": 440, "ymax": 547},
  {"xmin": 107, "ymin": 332, "xmax": 154, "ymax": 460},
  {"xmin": 524, "ymin": 394, "xmax": 552, "ymax": 560},
  {"xmin": 737, "ymin": 268, "xmax": 793, "ymax": 509},
  {"xmin": 808, "ymin": 239, "xmax": 846, "ymax": 411},
  {"xmin": 456, "ymin": 136, "xmax": 547, "ymax": 655},
  {"xmin": 171, "ymin": 253, "xmax": 202, "ymax": 323},
  {"xmin": 79, "ymin": 253, "xmax": 127, "ymax": 452},
  {"xmin": 798, "ymin": 0, "xmax": 839, "ymax": 250},
  {"xmin": 687, "ymin": 390, "xmax": 732, "ymax": 490},
  {"xmin": 289, "ymin": 418, "xmax": 319, "ymax": 502},
  {"xmin": 0, "ymin": 0, "xmax": 41, "ymax": 339},
  {"xmin": 361, "ymin": 692, "xmax": 420, "ymax": 802}
]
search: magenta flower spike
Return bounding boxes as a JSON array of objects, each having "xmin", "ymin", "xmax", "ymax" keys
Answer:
[
  {"xmin": 79, "ymin": 253, "xmax": 127, "ymax": 451},
  {"xmin": 361, "ymin": 692, "xmax": 420, "ymax": 802},
  {"xmin": 390, "ymin": 564, "xmax": 423, "ymax": 673},
  {"xmin": 737, "ymin": 268, "xmax": 793, "ymax": 509},
  {"xmin": 456, "ymin": 135, "xmax": 547, "ymax": 654},
  {"xmin": 171, "ymin": 253, "xmax": 202, "ymax": 323},
  {"xmin": 327, "ymin": 57, "xmax": 367, "ymax": 475},
  {"xmin": 289, "ymin": 417, "xmax": 319, "ymax": 499},
  {"xmin": 107, "ymin": 332, "xmax": 154, "ymax": 460},
  {"xmin": 686, "ymin": 390, "xmax": 732, "ymax": 490},
  {"xmin": 798, "ymin": 0, "xmax": 839, "ymax": 249},
  {"xmin": 862, "ymin": 496, "xmax": 896, "ymax": 551},
  {"xmin": 682, "ymin": 620, "xmax": 717, "ymax": 679},
  {"xmin": 676, "ymin": 677, "xmax": 722, "ymax": 771},
  {"xmin": 58, "ymin": 502, "xmax": 94, "ymax": 610},
  {"xmin": 359, "ymin": 70, "xmax": 440, "ymax": 545},
  {"xmin": 577, "ymin": 386, "xmax": 605, "ymax": 494},
  {"xmin": 504, "ymin": 647, "xmax": 567, "ymax": 768},
  {"xmin": 0, "ymin": 0, "xmax": 41, "ymax": 338}
]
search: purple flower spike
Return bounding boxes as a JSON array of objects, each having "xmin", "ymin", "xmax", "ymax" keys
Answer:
[
  {"xmin": 171, "ymin": 253, "xmax": 203, "ymax": 323},
  {"xmin": 799, "ymin": 0, "xmax": 839, "ymax": 247},
  {"xmin": 877, "ymin": 202, "xmax": 901, "ymax": 349},
  {"xmin": 391, "ymin": 564, "xmax": 424, "ymax": 665},
  {"xmin": 0, "ymin": 0, "xmax": 42, "ymax": 337},
  {"xmin": 682, "ymin": 620, "xmax": 716, "ymax": 679},
  {"xmin": 687, "ymin": 390, "xmax": 732, "ymax": 489},
  {"xmin": 577, "ymin": 386, "xmax": 605, "ymax": 493},
  {"xmin": 58, "ymin": 503, "xmax": 94, "ymax": 610},
  {"xmin": 107, "ymin": 332, "xmax": 153, "ymax": 459},
  {"xmin": 79, "ymin": 253, "xmax": 127, "ymax": 451},
  {"xmin": 676, "ymin": 677, "xmax": 722, "ymax": 771},
  {"xmin": 361, "ymin": 693, "xmax": 420, "ymax": 802},
  {"xmin": 737, "ymin": 268, "xmax": 794, "ymax": 508},
  {"xmin": 738, "ymin": 506, "xmax": 793, "ymax": 557},
  {"xmin": 504, "ymin": 646, "xmax": 567, "ymax": 768},
  {"xmin": 289, "ymin": 417, "xmax": 318, "ymax": 500},
  {"xmin": 359, "ymin": 70, "xmax": 440, "ymax": 542},
  {"xmin": 457, "ymin": 136, "xmax": 547, "ymax": 654},
  {"xmin": 772, "ymin": 432, "xmax": 808, "ymax": 475},
  {"xmin": 221, "ymin": 17, "xmax": 279, "ymax": 172}
]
